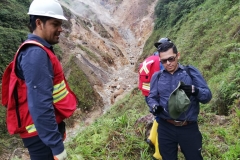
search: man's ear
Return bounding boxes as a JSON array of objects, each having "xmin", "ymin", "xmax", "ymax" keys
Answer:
[
  {"xmin": 177, "ymin": 52, "xmax": 180, "ymax": 60},
  {"xmin": 35, "ymin": 19, "xmax": 43, "ymax": 30}
]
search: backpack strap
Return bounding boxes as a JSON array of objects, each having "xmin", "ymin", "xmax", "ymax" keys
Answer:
[
  {"xmin": 184, "ymin": 65, "xmax": 192, "ymax": 80},
  {"xmin": 156, "ymin": 70, "xmax": 163, "ymax": 80}
]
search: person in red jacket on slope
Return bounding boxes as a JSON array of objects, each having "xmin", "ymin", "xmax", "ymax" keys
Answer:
[{"xmin": 138, "ymin": 38, "xmax": 167, "ymax": 160}]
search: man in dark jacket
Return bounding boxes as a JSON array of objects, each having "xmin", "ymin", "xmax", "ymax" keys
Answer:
[{"xmin": 147, "ymin": 38, "xmax": 212, "ymax": 160}]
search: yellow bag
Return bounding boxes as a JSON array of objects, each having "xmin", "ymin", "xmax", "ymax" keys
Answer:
[{"xmin": 147, "ymin": 120, "xmax": 162, "ymax": 160}]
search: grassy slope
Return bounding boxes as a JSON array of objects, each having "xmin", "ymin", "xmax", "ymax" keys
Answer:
[
  {"xmin": 66, "ymin": 88, "xmax": 240, "ymax": 159},
  {"xmin": 67, "ymin": 89, "xmax": 153, "ymax": 160},
  {"xmin": 66, "ymin": 0, "xmax": 240, "ymax": 159}
]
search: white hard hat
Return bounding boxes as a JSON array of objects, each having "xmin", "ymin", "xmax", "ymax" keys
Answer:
[{"xmin": 27, "ymin": 0, "xmax": 67, "ymax": 20}]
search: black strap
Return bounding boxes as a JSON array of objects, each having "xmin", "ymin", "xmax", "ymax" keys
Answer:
[
  {"xmin": 184, "ymin": 65, "xmax": 192, "ymax": 80},
  {"xmin": 13, "ymin": 86, "xmax": 21, "ymax": 128},
  {"xmin": 156, "ymin": 70, "xmax": 163, "ymax": 80}
]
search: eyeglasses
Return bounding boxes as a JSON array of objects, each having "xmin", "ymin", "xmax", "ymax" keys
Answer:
[
  {"xmin": 154, "ymin": 37, "xmax": 172, "ymax": 48},
  {"xmin": 160, "ymin": 55, "xmax": 177, "ymax": 64}
]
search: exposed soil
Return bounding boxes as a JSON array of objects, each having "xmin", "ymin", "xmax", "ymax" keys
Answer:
[
  {"xmin": 60, "ymin": 0, "xmax": 157, "ymax": 111},
  {"xmin": 59, "ymin": 0, "xmax": 157, "ymax": 148}
]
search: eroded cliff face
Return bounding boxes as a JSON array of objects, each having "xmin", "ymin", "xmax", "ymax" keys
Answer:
[{"xmin": 59, "ymin": 0, "xmax": 157, "ymax": 111}]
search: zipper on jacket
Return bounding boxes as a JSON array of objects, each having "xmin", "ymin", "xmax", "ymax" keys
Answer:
[{"xmin": 13, "ymin": 87, "xmax": 21, "ymax": 128}]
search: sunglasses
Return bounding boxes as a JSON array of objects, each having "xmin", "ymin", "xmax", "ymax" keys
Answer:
[{"xmin": 160, "ymin": 55, "xmax": 177, "ymax": 64}]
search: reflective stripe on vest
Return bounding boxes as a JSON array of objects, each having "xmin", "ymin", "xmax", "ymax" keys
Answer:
[
  {"xmin": 26, "ymin": 124, "xmax": 36, "ymax": 133},
  {"xmin": 142, "ymin": 82, "xmax": 150, "ymax": 91},
  {"xmin": 53, "ymin": 80, "xmax": 69, "ymax": 103},
  {"xmin": 139, "ymin": 60, "xmax": 154, "ymax": 74},
  {"xmin": 22, "ymin": 41, "xmax": 44, "ymax": 48}
]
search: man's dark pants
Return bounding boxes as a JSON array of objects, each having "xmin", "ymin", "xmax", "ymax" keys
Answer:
[
  {"xmin": 22, "ymin": 135, "xmax": 54, "ymax": 160},
  {"xmin": 22, "ymin": 121, "xmax": 66, "ymax": 160},
  {"xmin": 157, "ymin": 118, "xmax": 203, "ymax": 160}
]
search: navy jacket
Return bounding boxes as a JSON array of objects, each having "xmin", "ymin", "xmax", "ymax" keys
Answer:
[
  {"xmin": 147, "ymin": 64, "xmax": 212, "ymax": 122},
  {"xmin": 16, "ymin": 34, "xmax": 64, "ymax": 155}
]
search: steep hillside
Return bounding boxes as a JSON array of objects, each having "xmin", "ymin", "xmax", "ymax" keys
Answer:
[
  {"xmin": 141, "ymin": 0, "xmax": 240, "ymax": 115},
  {"xmin": 1, "ymin": 0, "xmax": 239, "ymax": 159},
  {"xmin": 59, "ymin": 0, "xmax": 157, "ymax": 111},
  {"xmin": 65, "ymin": 0, "xmax": 240, "ymax": 160},
  {"xmin": 0, "ymin": 0, "xmax": 157, "ymax": 159}
]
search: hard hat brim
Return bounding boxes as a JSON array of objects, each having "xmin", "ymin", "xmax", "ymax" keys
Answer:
[{"xmin": 27, "ymin": 12, "xmax": 67, "ymax": 21}]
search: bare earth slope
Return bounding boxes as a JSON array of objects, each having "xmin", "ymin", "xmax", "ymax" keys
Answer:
[
  {"xmin": 58, "ymin": 0, "xmax": 157, "ymax": 144},
  {"xmin": 59, "ymin": 0, "xmax": 157, "ymax": 111}
]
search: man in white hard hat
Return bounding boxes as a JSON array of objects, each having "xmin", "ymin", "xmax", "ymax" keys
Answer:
[{"xmin": 2, "ymin": 0, "xmax": 77, "ymax": 160}]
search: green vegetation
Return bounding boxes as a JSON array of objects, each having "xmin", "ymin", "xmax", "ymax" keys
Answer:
[
  {"xmin": 66, "ymin": 89, "xmax": 153, "ymax": 159},
  {"xmin": 154, "ymin": 0, "xmax": 204, "ymax": 29},
  {"xmin": 0, "ymin": 0, "xmax": 29, "ymax": 30},
  {"xmin": 0, "ymin": 27, "xmax": 28, "ymax": 77},
  {"xmin": 77, "ymin": 44, "xmax": 110, "ymax": 69},
  {"xmin": 0, "ymin": 0, "xmax": 30, "ymax": 78},
  {"xmin": 66, "ymin": 89, "xmax": 240, "ymax": 159},
  {"xmin": 64, "ymin": 56, "xmax": 99, "ymax": 111},
  {"xmin": 0, "ymin": 1, "xmax": 30, "ymax": 153},
  {"xmin": 78, "ymin": 44, "xmax": 99, "ymax": 63},
  {"xmin": 140, "ymin": 0, "xmax": 240, "ymax": 115}
]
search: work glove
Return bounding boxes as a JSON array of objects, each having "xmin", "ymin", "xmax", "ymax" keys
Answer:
[
  {"xmin": 54, "ymin": 149, "xmax": 67, "ymax": 160},
  {"xmin": 150, "ymin": 105, "xmax": 163, "ymax": 116},
  {"xmin": 179, "ymin": 83, "xmax": 199, "ymax": 98}
]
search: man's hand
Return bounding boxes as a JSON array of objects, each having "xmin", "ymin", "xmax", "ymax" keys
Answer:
[
  {"xmin": 179, "ymin": 83, "xmax": 199, "ymax": 97},
  {"xmin": 179, "ymin": 84, "xmax": 192, "ymax": 98},
  {"xmin": 63, "ymin": 132, "xmax": 66, "ymax": 141},
  {"xmin": 54, "ymin": 149, "xmax": 67, "ymax": 160},
  {"xmin": 150, "ymin": 105, "xmax": 163, "ymax": 116}
]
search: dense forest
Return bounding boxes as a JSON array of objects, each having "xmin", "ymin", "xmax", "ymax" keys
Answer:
[
  {"xmin": 0, "ymin": 0, "xmax": 30, "ymax": 77},
  {"xmin": 0, "ymin": 0, "xmax": 31, "ymax": 153}
]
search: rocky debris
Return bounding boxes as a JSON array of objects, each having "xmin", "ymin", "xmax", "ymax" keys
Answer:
[
  {"xmin": 5, "ymin": 148, "xmax": 30, "ymax": 160},
  {"xmin": 134, "ymin": 113, "xmax": 155, "ymax": 139},
  {"xmin": 213, "ymin": 115, "xmax": 228, "ymax": 125},
  {"xmin": 111, "ymin": 87, "xmax": 124, "ymax": 104}
]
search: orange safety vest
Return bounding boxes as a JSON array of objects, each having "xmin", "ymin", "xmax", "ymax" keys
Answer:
[
  {"xmin": 138, "ymin": 55, "xmax": 160, "ymax": 96},
  {"xmin": 1, "ymin": 40, "xmax": 77, "ymax": 138}
]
